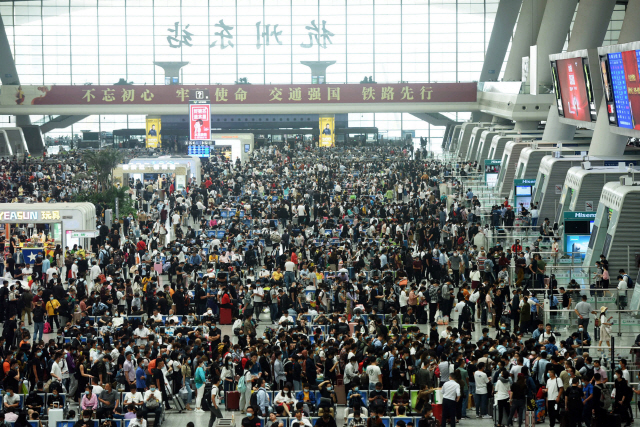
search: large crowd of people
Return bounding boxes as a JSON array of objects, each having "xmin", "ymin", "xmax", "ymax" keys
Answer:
[{"xmin": 0, "ymin": 142, "xmax": 636, "ymax": 427}]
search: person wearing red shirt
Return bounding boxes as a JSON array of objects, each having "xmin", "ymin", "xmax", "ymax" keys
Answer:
[
  {"xmin": 291, "ymin": 251, "xmax": 298, "ymax": 265},
  {"xmin": 136, "ymin": 238, "xmax": 147, "ymax": 255}
]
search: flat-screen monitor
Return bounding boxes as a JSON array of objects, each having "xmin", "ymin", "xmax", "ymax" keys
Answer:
[
  {"xmin": 599, "ymin": 47, "xmax": 640, "ymax": 129},
  {"xmin": 564, "ymin": 220, "xmax": 591, "ymax": 235},
  {"xmin": 565, "ymin": 235, "xmax": 590, "ymax": 258},
  {"xmin": 515, "ymin": 186, "xmax": 532, "ymax": 196},
  {"xmin": 551, "ymin": 57, "xmax": 596, "ymax": 122},
  {"xmin": 187, "ymin": 145, "xmax": 211, "ymax": 158}
]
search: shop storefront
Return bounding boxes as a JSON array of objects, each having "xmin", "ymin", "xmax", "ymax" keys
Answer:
[{"xmin": 0, "ymin": 203, "xmax": 97, "ymax": 252}]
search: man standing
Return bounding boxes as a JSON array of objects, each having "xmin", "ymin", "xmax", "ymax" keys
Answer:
[
  {"xmin": 574, "ymin": 295, "xmax": 597, "ymax": 330},
  {"xmin": 441, "ymin": 372, "xmax": 461, "ymax": 427},
  {"xmin": 473, "ymin": 362, "xmax": 491, "ymax": 419},
  {"xmin": 543, "ymin": 368, "xmax": 563, "ymax": 427}
]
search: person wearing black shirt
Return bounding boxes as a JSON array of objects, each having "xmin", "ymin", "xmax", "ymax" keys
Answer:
[
  {"xmin": 315, "ymin": 412, "xmax": 337, "ymax": 427},
  {"xmin": 241, "ymin": 406, "xmax": 263, "ymax": 427},
  {"xmin": 153, "ymin": 360, "xmax": 171, "ymax": 410},
  {"xmin": 3, "ymin": 312, "xmax": 17, "ymax": 351}
]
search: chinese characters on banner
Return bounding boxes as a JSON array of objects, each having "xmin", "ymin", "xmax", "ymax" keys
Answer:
[
  {"xmin": 16, "ymin": 83, "xmax": 476, "ymax": 106},
  {"xmin": 319, "ymin": 115, "xmax": 334, "ymax": 147},
  {"xmin": 190, "ymin": 104, "xmax": 211, "ymax": 141},
  {"xmin": 145, "ymin": 118, "xmax": 161, "ymax": 148}
]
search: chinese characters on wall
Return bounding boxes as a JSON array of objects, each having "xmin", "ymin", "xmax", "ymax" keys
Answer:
[{"xmin": 166, "ymin": 19, "xmax": 334, "ymax": 49}]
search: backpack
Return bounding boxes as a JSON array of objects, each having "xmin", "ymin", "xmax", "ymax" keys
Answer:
[
  {"xmin": 250, "ymin": 389, "xmax": 266, "ymax": 416},
  {"xmin": 566, "ymin": 386, "xmax": 582, "ymax": 406},
  {"xmin": 43, "ymin": 323, "xmax": 52, "ymax": 334},
  {"xmin": 237, "ymin": 371, "xmax": 248, "ymax": 393},
  {"xmin": 596, "ymin": 384, "xmax": 613, "ymax": 410},
  {"xmin": 150, "ymin": 238, "xmax": 158, "ymax": 251},
  {"xmin": 624, "ymin": 274, "xmax": 634, "ymax": 288},
  {"xmin": 583, "ymin": 365, "xmax": 594, "ymax": 382},
  {"xmin": 461, "ymin": 303, "xmax": 472, "ymax": 322}
]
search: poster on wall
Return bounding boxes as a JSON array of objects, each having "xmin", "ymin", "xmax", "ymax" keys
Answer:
[
  {"xmin": 145, "ymin": 118, "xmax": 161, "ymax": 148},
  {"xmin": 319, "ymin": 115, "xmax": 334, "ymax": 147},
  {"xmin": 189, "ymin": 103, "xmax": 211, "ymax": 141}
]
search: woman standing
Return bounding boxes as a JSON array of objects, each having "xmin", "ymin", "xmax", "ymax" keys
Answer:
[
  {"xmin": 219, "ymin": 286, "xmax": 232, "ymax": 325},
  {"xmin": 507, "ymin": 373, "xmax": 528, "ymax": 427},
  {"xmin": 220, "ymin": 357, "xmax": 236, "ymax": 393},
  {"xmin": 598, "ymin": 306, "xmax": 614, "ymax": 351},
  {"xmin": 494, "ymin": 369, "xmax": 511, "ymax": 427},
  {"xmin": 194, "ymin": 357, "xmax": 207, "ymax": 413}
]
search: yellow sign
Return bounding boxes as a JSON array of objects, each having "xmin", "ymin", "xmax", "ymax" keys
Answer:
[
  {"xmin": 319, "ymin": 115, "xmax": 334, "ymax": 147},
  {"xmin": 146, "ymin": 117, "xmax": 161, "ymax": 148}
]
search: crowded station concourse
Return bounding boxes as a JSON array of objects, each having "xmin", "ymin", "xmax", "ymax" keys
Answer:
[
  {"xmin": 0, "ymin": 139, "xmax": 636, "ymax": 427},
  {"xmin": 3, "ymin": 1, "xmax": 640, "ymax": 427}
]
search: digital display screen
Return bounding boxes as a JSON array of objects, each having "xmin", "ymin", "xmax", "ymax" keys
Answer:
[
  {"xmin": 188, "ymin": 145, "xmax": 211, "ymax": 157},
  {"xmin": 564, "ymin": 220, "xmax": 591, "ymax": 235},
  {"xmin": 556, "ymin": 58, "xmax": 592, "ymax": 121},
  {"xmin": 602, "ymin": 49, "xmax": 640, "ymax": 129},
  {"xmin": 515, "ymin": 186, "xmax": 532, "ymax": 196},
  {"xmin": 565, "ymin": 235, "xmax": 591, "ymax": 258}
]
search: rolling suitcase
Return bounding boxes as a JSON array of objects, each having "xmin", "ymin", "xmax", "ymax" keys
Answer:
[
  {"xmin": 226, "ymin": 391, "xmax": 240, "ymax": 411},
  {"xmin": 431, "ymin": 403, "xmax": 443, "ymax": 423},
  {"xmin": 524, "ymin": 411, "xmax": 535, "ymax": 427},
  {"xmin": 168, "ymin": 385, "xmax": 186, "ymax": 413},
  {"xmin": 535, "ymin": 399, "xmax": 546, "ymax": 423}
]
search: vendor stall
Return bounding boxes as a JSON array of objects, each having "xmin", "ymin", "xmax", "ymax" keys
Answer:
[{"xmin": 0, "ymin": 203, "xmax": 97, "ymax": 251}]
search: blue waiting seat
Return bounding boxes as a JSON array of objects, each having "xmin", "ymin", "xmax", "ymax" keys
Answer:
[{"xmin": 392, "ymin": 417, "xmax": 414, "ymax": 427}]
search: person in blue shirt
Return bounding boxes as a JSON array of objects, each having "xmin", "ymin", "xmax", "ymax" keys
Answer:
[
  {"xmin": 544, "ymin": 336, "xmax": 559, "ymax": 356},
  {"xmin": 295, "ymin": 383, "xmax": 317, "ymax": 413},
  {"xmin": 255, "ymin": 378, "xmax": 270, "ymax": 416},
  {"xmin": 135, "ymin": 358, "xmax": 146, "ymax": 392},
  {"xmin": 532, "ymin": 323, "xmax": 545, "ymax": 342}
]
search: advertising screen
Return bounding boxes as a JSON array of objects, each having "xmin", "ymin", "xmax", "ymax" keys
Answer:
[
  {"xmin": 189, "ymin": 103, "xmax": 211, "ymax": 140},
  {"xmin": 565, "ymin": 235, "xmax": 590, "ymax": 258},
  {"xmin": 515, "ymin": 186, "xmax": 532, "ymax": 196},
  {"xmin": 601, "ymin": 49, "xmax": 640, "ymax": 129},
  {"xmin": 555, "ymin": 58, "xmax": 591, "ymax": 122}
]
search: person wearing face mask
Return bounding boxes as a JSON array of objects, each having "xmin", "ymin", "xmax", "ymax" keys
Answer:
[
  {"xmin": 612, "ymin": 368, "xmax": 632, "ymax": 427},
  {"xmin": 141, "ymin": 384, "xmax": 163, "ymax": 427},
  {"xmin": 344, "ymin": 357, "xmax": 359, "ymax": 392},
  {"xmin": 45, "ymin": 295, "xmax": 61, "ymax": 333},
  {"xmin": 81, "ymin": 386, "xmax": 98, "ymax": 411},
  {"xmin": 73, "ymin": 409, "xmax": 94, "ymax": 427},
  {"xmin": 542, "ymin": 369, "xmax": 563, "ymax": 427}
]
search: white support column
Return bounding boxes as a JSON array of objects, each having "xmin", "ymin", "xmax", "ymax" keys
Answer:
[
  {"xmin": 503, "ymin": 0, "xmax": 547, "ymax": 82},
  {"xmin": 480, "ymin": 0, "xmax": 523, "ymax": 82}
]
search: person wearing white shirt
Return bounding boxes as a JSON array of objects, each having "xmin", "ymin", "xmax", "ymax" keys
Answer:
[
  {"xmin": 399, "ymin": 290, "xmax": 408, "ymax": 312},
  {"xmin": 71, "ymin": 261, "xmax": 78, "ymax": 279},
  {"xmin": 46, "ymin": 266, "xmax": 59, "ymax": 283},
  {"xmin": 473, "ymin": 363, "xmax": 491, "ymax": 418},
  {"xmin": 494, "ymin": 371, "xmax": 511, "ymax": 426},
  {"xmin": 441, "ymin": 373, "xmax": 461, "ymax": 427},
  {"xmin": 89, "ymin": 261, "xmax": 101, "ymax": 283},
  {"xmin": 279, "ymin": 314, "xmax": 294, "ymax": 327},
  {"xmin": 544, "ymin": 369, "xmax": 563, "ymax": 427},
  {"xmin": 134, "ymin": 325, "xmax": 149, "ymax": 346},
  {"xmin": 129, "ymin": 413, "xmax": 147, "ymax": 427},
  {"xmin": 124, "ymin": 385, "xmax": 144, "ymax": 407}
]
